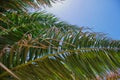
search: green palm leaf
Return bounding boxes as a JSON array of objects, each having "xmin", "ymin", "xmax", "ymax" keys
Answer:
[
  {"xmin": 0, "ymin": 0, "xmax": 62, "ymax": 12},
  {"xmin": 0, "ymin": 0, "xmax": 120, "ymax": 79},
  {"xmin": 0, "ymin": 12, "xmax": 120, "ymax": 80}
]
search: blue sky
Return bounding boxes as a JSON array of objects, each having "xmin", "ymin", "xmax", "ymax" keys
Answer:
[{"xmin": 46, "ymin": 0, "xmax": 120, "ymax": 40}]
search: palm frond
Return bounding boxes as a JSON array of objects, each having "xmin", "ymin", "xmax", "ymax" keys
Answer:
[
  {"xmin": 0, "ymin": 62, "xmax": 20, "ymax": 80},
  {"xmin": 0, "ymin": 12, "xmax": 120, "ymax": 80},
  {"xmin": 1, "ymin": 47, "xmax": 120, "ymax": 79},
  {"xmin": 0, "ymin": 12, "xmax": 76, "ymax": 49},
  {"xmin": 0, "ymin": 0, "xmax": 62, "ymax": 12}
]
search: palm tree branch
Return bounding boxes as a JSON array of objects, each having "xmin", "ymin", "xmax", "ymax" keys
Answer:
[{"xmin": 0, "ymin": 47, "xmax": 120, "ymax": 79}]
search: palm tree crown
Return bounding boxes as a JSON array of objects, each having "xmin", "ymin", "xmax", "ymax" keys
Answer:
[{"xmin": 0, "ymin": 0, "xmax": 120, "ymax": 80}]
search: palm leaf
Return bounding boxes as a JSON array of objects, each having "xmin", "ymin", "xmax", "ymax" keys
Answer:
[
  {"xmin": 0, "ymin": 12, "xmax": 120, "ymax": 80},
  {"xmin": 0, "ymin": 0, "xmax": 62, "ymax": 12}
]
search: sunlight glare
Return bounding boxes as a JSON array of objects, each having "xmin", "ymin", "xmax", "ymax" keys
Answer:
[{"xmin": 47, "ymin": 0, "xmax": 71, "ymax": 13}]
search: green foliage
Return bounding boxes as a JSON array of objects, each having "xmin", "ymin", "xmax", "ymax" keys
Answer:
[
  {"xmin": 0, "ymin": 0, "xmax": 62, "ymax": 12},
  {"xmin": 0, "ymin": 0, "xmax": 120, "ymax": 80}
]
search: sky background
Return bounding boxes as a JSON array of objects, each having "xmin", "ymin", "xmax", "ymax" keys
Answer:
[{"xmin": 46, "ymin": 0, "xmax": 120, "ymax": 40}]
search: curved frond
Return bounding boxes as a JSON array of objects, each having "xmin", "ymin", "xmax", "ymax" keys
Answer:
[
  {"xmin": 0, "ymin": 12, "xmax": 120, "ymax": 80},
  {"xmin": 0, "ymin": 0, "xmax": 62, "ymax": 12}
]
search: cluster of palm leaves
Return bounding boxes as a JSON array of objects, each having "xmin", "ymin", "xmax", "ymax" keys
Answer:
[{"xmin": 0, "ymin": 0, "xmax": 120, "ymax": 80}]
